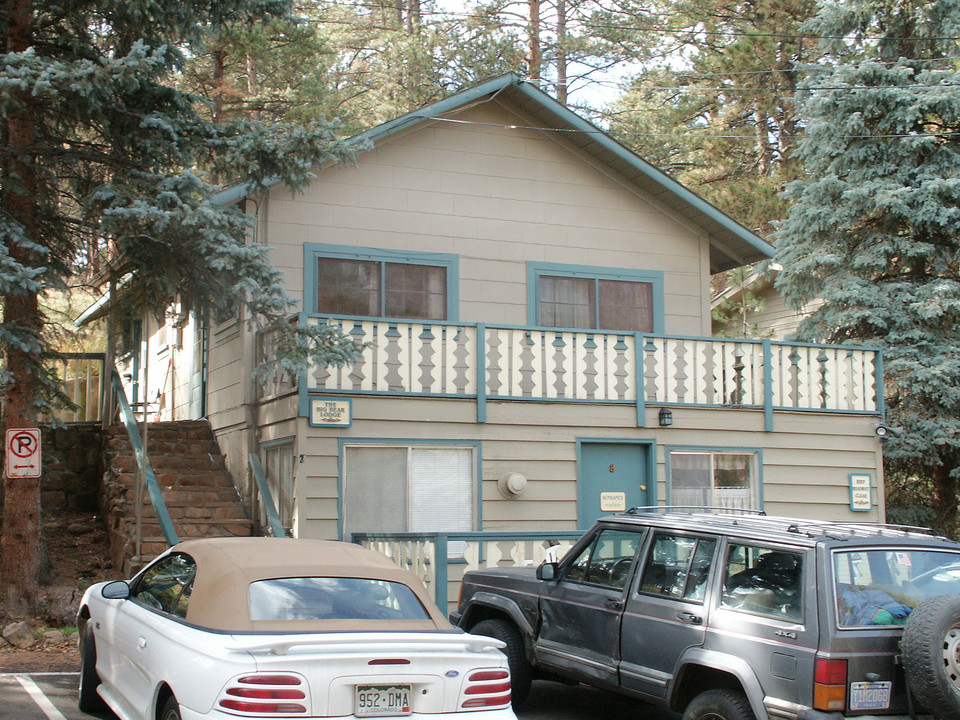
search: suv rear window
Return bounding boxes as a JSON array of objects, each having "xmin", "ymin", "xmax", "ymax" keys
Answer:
[
  {"xmin": 249, "ymin": 577, "xmax": 431, "ymax": 621},
  {"xmin": 834, "ymin": 548, "xmax": 960, "ymax": 627}
]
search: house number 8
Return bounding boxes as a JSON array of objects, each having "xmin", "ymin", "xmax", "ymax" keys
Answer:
[{"xmin": 609, "ymin": 464, "xmax": 615, "ymax": 472}]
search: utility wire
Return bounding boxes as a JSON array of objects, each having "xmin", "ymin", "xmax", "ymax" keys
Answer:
[{"xmin": 428, "ymin": 115, "xmax": 960, "ymax": 140}]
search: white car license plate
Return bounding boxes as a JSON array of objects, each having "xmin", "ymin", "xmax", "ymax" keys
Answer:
[
  {"xmin": 356, "ymin": 685, "xmax": 412, "ymax": 716},
  {"xmin": 850, "ymin": 681, "xmax": 892, "ymax": 710}
]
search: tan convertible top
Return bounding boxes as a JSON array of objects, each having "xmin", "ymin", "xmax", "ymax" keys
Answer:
[{"xmin": 170, "ymin": 537, "xmax": 451, "ymax": 632}]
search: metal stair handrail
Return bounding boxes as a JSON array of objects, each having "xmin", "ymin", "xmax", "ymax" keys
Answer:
[
  {"xmin": 248, "ymin": 453, "xmax": 286, "ymax": 538},
  {"xmin": 111, "ymin": 369, "xmax": 179, "ymax": 546}
]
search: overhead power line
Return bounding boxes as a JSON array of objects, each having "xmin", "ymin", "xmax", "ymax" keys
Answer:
[{"xmin": 428, "ymin": 115, "xmax": 960, "ymax": 140}]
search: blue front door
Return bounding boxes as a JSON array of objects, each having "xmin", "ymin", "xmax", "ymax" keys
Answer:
[{"xmin": 578, "ymin": 441, "xmax": 650, "ymax": 529}]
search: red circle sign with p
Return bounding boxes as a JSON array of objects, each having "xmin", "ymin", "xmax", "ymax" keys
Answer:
[{"xmin": 5, "ymin": 428, "xmax": 42, "ymax": 478}]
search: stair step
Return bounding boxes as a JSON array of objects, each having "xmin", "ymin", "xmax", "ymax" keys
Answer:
[{"xmin": 103, "ymin": 420, "xmax": 257, "ymax": 576}]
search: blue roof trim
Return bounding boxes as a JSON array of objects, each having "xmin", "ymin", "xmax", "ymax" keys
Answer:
[
  {"xmin": 213, "ymin": 75, "xmax": 529, "ymax": 207},
  {"xmin": 212, "ymin": 72, "xmax": 773, "ymax": 261},
  {"xmin": 510, "ymin": 81, "xmax": 774, "ymax": 260}
]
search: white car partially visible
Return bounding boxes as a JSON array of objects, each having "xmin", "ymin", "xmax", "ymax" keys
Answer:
[{"xmin": 77, "ymin": 537, "xmax": 516, "ymax": 720}]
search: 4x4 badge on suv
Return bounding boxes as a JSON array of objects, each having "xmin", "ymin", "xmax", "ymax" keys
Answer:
[{"xmin": 775, "ymin": 629, "xmax": 798, "ymax": 639}]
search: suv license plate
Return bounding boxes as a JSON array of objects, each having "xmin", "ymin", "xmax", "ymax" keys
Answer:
[
  {"xmin": 850, "ymin": 681, "xmax": 892, "ymax": 710},
  {"xmin": 356, "ymin": 685, "xmax": 412, "ymax": 716}
]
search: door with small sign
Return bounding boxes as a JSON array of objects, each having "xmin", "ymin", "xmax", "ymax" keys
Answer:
[{"xmin": 578, "ymin": 442, "xmax": 650, "ymax": 529}]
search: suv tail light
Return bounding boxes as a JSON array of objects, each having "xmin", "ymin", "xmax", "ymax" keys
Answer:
[
  {"xmin": 460, "ymin": 668, "xmax": 511, "ymax": 710},
  {"xmin": 814, "ymin": 658, "xmax": 847, "ymax": 712},
  {"xmin": 218, "ymin": 674, "xmax": 308, "ymax": 715}
]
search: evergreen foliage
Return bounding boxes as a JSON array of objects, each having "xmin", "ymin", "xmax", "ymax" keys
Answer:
[
  {"xmin": 775, "ymin": 0, "xmax": 960, "ymax": 535},
  {"xmin": 1, "ymin": 0, "xmax": 361, "ymax": 612},
  {"xmin": 603, "ymin": 0, "xmax": 817, "ymax": 233}
]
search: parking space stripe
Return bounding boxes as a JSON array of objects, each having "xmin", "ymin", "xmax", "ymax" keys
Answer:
[{"xmin": 13, "ymin": 674, "xmax": 68, "ymax": 720}]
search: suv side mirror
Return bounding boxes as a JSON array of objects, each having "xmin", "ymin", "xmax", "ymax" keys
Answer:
[{"xmin": 537, "ymin": 562, "xmax": 559, "ymax": 581}]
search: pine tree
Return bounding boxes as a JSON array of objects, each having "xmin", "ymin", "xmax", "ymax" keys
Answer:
[
  {"xmin": 775, "ymin": 0, "xmax": 960, "ymax": 536},
  {"xmin": 1, "ymin": 0, "xmax": 361, "ymax": 613},
  {"xmin": 602, "ymin": 0, "xmax": 817, "ymax": 234}
]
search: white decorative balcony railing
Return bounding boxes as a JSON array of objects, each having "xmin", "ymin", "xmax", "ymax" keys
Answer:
[
  {"xmin": 256, "ymin": 317, "xmax": 884, "ymax": 426},
  {"xmin": 353, "ymin": 531, "xmax": 583, "ymax": 613}
]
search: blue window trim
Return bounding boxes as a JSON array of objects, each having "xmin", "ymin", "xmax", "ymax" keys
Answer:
[
  {"xmin": 664, "ymin": 445, "xmax": 764, "ymax": 510},
  {"xmin": 526, "ymin": 261, "xmax": 665, "ymax": 334},
  {"xmin": 304, "ymin": 242, "xmax": 459, "ymax": 322},
  {"xmin": 337, "ymin": 438, "xmax": 482, "ymax": 541}
]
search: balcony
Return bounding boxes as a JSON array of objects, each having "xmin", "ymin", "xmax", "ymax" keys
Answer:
[
  {"xmin": 258, "ymin": 317, "xmax": 883, "ymax": 427},
  {"xmin": 352, "ymin": 530, "xmax": 584, "ymax": 613}
]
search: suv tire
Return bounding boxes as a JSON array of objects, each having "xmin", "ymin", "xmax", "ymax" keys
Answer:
[
  {"xmin": 683, "ymin": 688, "xmax": 756, "ymax": 720},
  {"xmin": 470, "ymin": 618, "xmax": 532, "ymax": 707},
  {"xmin": 901, "ymin": 594, "xmax": 960, "ymax": 718}
]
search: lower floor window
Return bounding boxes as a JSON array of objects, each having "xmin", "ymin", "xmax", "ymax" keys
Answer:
[
  {"xmin": 668, "ymin": 449, "xmax": 760, "ymax": 510},
  {"xmin": 342, "ymin": 444, "xmax": 476, "ymax": 543}
]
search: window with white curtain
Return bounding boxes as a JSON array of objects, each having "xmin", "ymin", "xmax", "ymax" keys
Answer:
[
  {"xmin": 668, "ymin": 450, "xmax": 759, "ymax": 510},
  {"xmin": 342, "ymin": 445, "xmax": 476, "ymax": 543}
]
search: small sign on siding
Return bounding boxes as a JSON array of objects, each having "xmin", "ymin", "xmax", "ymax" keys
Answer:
[
  {"xmin": 600, "ymin": 491, "xmax": 627, "ymax": 512},
  {"xmin": 309, "ymin": 398, "xmax": 352, "ymax": 427},
  {"xmin": 849, "ymin": 473, "xmax": 872, "ymax": 512}
]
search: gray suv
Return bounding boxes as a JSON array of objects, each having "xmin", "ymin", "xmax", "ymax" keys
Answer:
[{"xmin": 450, "ymin": 509, "xmax": 960, "ymax": 720}]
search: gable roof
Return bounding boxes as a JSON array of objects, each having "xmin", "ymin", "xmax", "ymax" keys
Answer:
[{"xmin": 215, "ymin": 73, "xmax": 773, "ymax": 273}]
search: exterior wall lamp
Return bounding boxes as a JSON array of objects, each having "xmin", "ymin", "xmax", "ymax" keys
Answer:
[{"xmin": 659, "ymin": 408, "xmax": 674, "ymax": 427}]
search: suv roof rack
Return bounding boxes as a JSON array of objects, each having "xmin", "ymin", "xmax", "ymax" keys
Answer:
[
  {"xmin": 617, "ymin": 507, "xmax": 947, "ymax": 542},
  {"xmin": 624, "ymin": 505, "xmax": 766, "ymax": 516}
]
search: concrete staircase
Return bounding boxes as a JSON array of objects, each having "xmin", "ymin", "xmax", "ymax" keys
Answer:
[{"xmin": 101, "ymin": 420, "xmax": 255, "ymax": 575}]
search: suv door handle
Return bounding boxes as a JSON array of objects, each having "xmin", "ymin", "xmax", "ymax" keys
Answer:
[
  {"xmin": 677, "ymin": 611, "xmax": 702, "ymax": 625},
  {"xmin": 605, "ymin": 598, "xmax": 624, "ymax": 610}
]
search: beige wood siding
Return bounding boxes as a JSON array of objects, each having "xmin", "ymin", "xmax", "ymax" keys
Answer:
[
  {"xmin": 282, "ymin": 395, "xmax": 884, "ymax": 540},
  {"xmin": 263, "ymin": 99, "xmax": 711, "ymax": 336}
]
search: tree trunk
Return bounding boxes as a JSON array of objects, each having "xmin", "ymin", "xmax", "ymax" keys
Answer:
[
  {"xmin": 1, "ymin": 0, "xmax": 43, "ymax": 616},
  {"xmin": 246, "ymin": 53, "xmax": 260, "ymax": 121},
  {"xmin": 932, "ymin": 455, "xmax": 959, "ymax": 539},
  {"xmin": 556, "ymin": 0, "xmax": 568, "ymax": 104},
  {"xmin": 212, "ymin": 50, "xmax": 226, "ymax": 124},
  {"xmin": 527, "ymin": 0, "xmax": 541, "ymax": 82}
]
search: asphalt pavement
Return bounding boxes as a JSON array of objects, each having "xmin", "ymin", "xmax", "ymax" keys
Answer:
[{"xmin": 0, "ymin": 673, "xmax": 680, "ymax": 720}]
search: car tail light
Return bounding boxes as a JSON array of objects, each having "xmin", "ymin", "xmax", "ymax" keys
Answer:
[
  {"xmin": 814, "ymin": 658, "xmax": 847, "ymax": 712},
  {"xmin": 218, "ymin": 674, "xmax": 308, "ymax": 715},
  {"xmin": 460, "ymin": 668, "xmax": 511, "ymax": 710}
]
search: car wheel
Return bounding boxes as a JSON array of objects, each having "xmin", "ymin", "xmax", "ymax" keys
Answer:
[
  {"xmin": 470, "ymin": 618, "xmax": 533, "ymax": 708},
  {"xmin": 78, "ymin": 625, "xmax": 105, "ymax": 712},
  {"xmin": 161, "ymin": 695, "xmax": 182, "ymax": 720},
  {"xmin": 683, "ymin": 689, "xmax": 756, "ymax": 720},
  {"xmin": 901, "ymin": 594, "xmax": 960, "ymax": 717}
]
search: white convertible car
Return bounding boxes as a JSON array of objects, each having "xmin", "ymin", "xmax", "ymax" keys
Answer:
[{"xmin": 77, "ymin": 537, "xmax": 516, "ymax": 720}]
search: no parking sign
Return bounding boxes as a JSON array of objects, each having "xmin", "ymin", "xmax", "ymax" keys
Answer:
[{"xmin": 4, "ymin": 428, "xmax": 42, "ymax": 478}]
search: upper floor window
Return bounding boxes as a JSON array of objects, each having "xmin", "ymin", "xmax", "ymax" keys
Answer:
[
  {"xmin": 305, "ymin": 243, "xmax": 458, "ymax": 322},
  {"xmin": 527, "ymin": 262, "xmax": 664, "ymax": 333}
]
